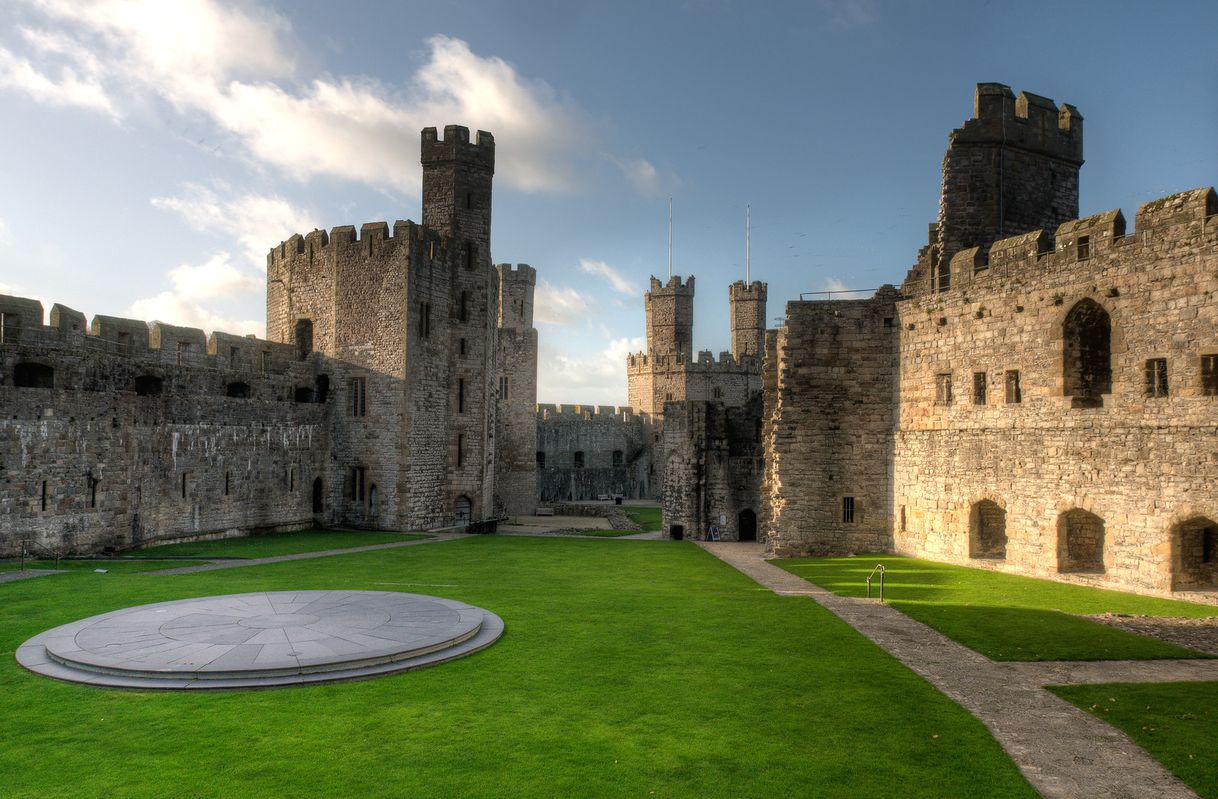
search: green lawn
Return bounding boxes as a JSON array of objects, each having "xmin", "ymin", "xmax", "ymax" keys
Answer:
[
  {"xmin": 573, "ymin": 527, "xmax": 643, "ymax": 537},
  {"xmin": 0, "ymin": 537, "xmax": 1035, "ymax": 798},
  {"xmin": 1051, "ymin": 682, "xmax": 1218, "ymax": 798},
  {"xmin": 774, "ymin": 555, "xmax": 1216, "ymax": 661},
  {"xmin": 621, "ymin": 505, "xmax": 663, "ymax": 531},
  {"xmin": 131, "ymin": 529, "xmax": 426, "ymax": 559}
]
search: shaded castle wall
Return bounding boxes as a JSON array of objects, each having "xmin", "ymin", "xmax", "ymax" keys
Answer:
[
  {"xmin": 0, "ymin": 297, "xmax": 329, "ymax": 556},
  {"xmin": 536, "ymin": 405, "xmax": 653, "ymax": 503},
  {"xmin": 495, "ymin": 264, "xmax": 539, "ymax": 514},
  {"xmin": 763, "ymin": 290, "xmax": 899, "ymax": 556},
  {"xmin": 894, "ymin": 189, "xmax": 1218, "ymax": 595},
  {"xmin": 662, "ymin": 397, "xmax": 763, "ymax": 541}
]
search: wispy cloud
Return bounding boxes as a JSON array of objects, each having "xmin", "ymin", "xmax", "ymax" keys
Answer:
[
  {"xmin": 2, "ymin": 1, "xmax": 594, "ymax": 193},
  {"xmin": 537, "ymin": 335, "xmax": 646, "ymax": 405},
  {"xmin": 616, "ymin": 156, "xmax": 680, "ymax": 198},
  {"xmin": 818, "ymin": 0, "xmax": 879, "ymax": 31},
  {"xmin": 533, "ymin": 280, "xmax": 590, "ymax": 325},
  {"xmin": 152, "ymin": 185, "xmax": 317, "ymax": 268},
  {"xmin": 579, "ymin": 258, "xmax": 639, "ymax": 296},
  {"xmin": 127, "ymin": 252, "xmax": 262, "ymax": 336}
]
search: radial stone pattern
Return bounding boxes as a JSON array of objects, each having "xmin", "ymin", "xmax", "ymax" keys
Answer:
[{"xmin": 16, "ymin": 590, "xmax": 504, "ymax": 690}]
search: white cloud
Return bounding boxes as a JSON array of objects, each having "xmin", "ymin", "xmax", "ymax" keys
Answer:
[
  {"xmin": 0, "ymin": 217, "xmax": 10, "ymax": 246},
  {"xmin": 616, "ymin": 157, "xmax": 680, "ymax": 198},
  {"xmin": 818, "ymin": 0, "xmax": 879, "ymax": 31},
  {"xmin": 579, "ymin": 258, "xmax": 639, "ymax": 296},
  {"xmin": 4, "ymin": 1, "xmax": 591, "ymax": 193},
  {"xmin": 533, "ymin": 280, "xmax": 590, "ymax": 326},
  {"xmin": 537, "ymin": 335, "xmax": 646, "ymax": 406},
  {"xmin": 152, "ymin": 185, "xmax": 317, "ymax": 268},
  {"xmin": 820, "ymin": 277, "xmax": 850, "ymax": 294},
  {"xmin": 127, "ymin": 252, "xmax": 262, "ymax": 336}
]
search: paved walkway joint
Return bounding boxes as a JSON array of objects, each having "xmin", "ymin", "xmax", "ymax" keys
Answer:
[{"xmin": 700, "ymin": 541, "xmax": 1216, "ymax": 799}]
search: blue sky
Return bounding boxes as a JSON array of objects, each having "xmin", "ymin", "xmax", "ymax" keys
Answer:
[{"xmin": 1, "ymin": 0, "xmax": 1216, "ymax": 403}]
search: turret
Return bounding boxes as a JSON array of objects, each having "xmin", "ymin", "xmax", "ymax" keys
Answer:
[
  {"xmin": 496, "ymin": 263, "xmax": 536, "ymax": 331},
  {"xmin": 729, "ymin": 280, "xmax": 767, "ymax": 359},
  {"xmin": 421, "ymin": 125, "xmax": 495, "ymax": 267},
  {"xmin": 644, "ymin": 275, "xmax": 694, "ymax": 359}
]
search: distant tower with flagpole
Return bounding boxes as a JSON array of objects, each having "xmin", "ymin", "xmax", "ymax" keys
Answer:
[{"xmin": 730, "ymin": 204, "xmax": 767, "ymax": 359}]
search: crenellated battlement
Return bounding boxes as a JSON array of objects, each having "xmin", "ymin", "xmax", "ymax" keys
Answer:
[
  {"xmin": 729, "ymin": 280, "xmax": 767, "ymax": 299},
  {"xmin": 535, "ymin": 403, "xmax": 651, "ymax": 424},
  {"xmin": 957, "ymin": 83, "xmax": 1083, "ymax": 164},
  {"xmin": 266, "ymin": 220, "xmax": 448, "ymax": 269},
  {"xmin": 926, "ymin": 187, "xmax": 1218, "ymax": 297},
  {"xmin": 420, "ymin": 125, "xmax": 495, "ymax": 172},
  {"xmin": 0, "ymin": 293, "xmax": 304, "ymax": 377},
  {"xmin": 494, "ymin": 263, "xmax": 537, "ymax": 283},
  {"xmin": 647, "ymin": 275, "xmax": 695, "ymax": 294},
  {"xmin": 626, "ymin": 348, "xmax": 761, "ymax": 373}
]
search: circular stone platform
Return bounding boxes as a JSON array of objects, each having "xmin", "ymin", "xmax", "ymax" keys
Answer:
[{"xmin": 16, "ymin": 590, "xmax": 504, "ymax": 690}]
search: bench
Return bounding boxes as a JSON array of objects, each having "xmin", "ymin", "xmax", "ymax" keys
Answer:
[
  {"xmin": 535, "ymin": 508, "xmax": 555, "ymax": 517},
  {"xmin": 465, "ymin": 516, "xmax": 507, "ymax": 534}
]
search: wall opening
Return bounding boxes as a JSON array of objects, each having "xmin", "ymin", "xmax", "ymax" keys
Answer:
[
  {"xmin": 969, "ymin": 500, "xmax": 1007, "ymax": 559},
  {"xmin": 738, "ymin": 509, "xmax": 757, "ymax": 542},
  {"xmin": 134, "ymin": 374, "xmax": 163, "ymax": 396},
  {"xmin": 670, "ymin": 524, "xmax": 684, "ymax": 541},
  {"xmin": 1063, "ymin": 299, "xmax": 1112, "ymax": 408},
  {"xmin": 294, "ymin": 318, "xmax": 313, "ymax": 361},
  {"xmin": 14, "ymin": 362, "xmax": 54, "ymax": 388},
  {"xmin": 1172, "ymin": 517, "xmax": 1218, "ymax": 591},
  {"xmin": 349, "ymin": 377, "xmax": 366, "ymax": 416},
  {"xmin": 1202, "ymin": 354, "xmax": 1218, "ymax": 396},
  {"xmin": 455, "ymin": 495, "xmax": 472, "ymax": 526},
  {"xmin": 841, "ymin": 496, "xmax": 856, "ymax": 524},
  {"xmin": 312, "ymin": 477, "xmax": 323, "ymax": 514},
  {"xmin": 1145, "ymin": 358, "xmax": 1169, "ymax": 398},
  {"xmin": 368, "ymin": 484, "xmax": 378, "ymax": 518},
  {"xmin": 226, "ymin": 381, "xmax": 251, "ymax": 399},
  {"xmin": 315, "ymin": 374, "xmax": 330, "ymax": 403},
  {"xmin": 1058, "ymin": 509, "xmax": 1105, "ymax": 573},
  {"xmin": 294, "ymin": 386, "xmax": 314, "ymax": 402},
  {"xmin": 612, "ymin": 450, "xmax": 624, "ymax": 467},
  {"xmin": 536, "ymin": 451, "xmax": 545, "ymax": 469},
  {"xmin": 573, "ymin": 451, "xmax": 585, "ymax": 469}
]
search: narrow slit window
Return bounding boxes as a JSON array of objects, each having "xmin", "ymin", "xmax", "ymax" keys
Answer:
[
  {"xmin": 349, "ymin": 377, "xmax": 367, "ymax": 417},
  {"xmin": 89, "ymin": 477, "xmax": 98, "ymax": 508},
  {"xmin": 458, "ymin": 378, "xmax": 465, "ymax": 413},
  {"xmin": 181, "ymin": 473, "xmax": 188, "ymax": 499},
  {"xmin": 935, "ymin": 373, "xmax": 953, "ymax": 406},
  {"xmin": 459, "ymin": 291, "xmax": 469, "ymax": 322},
  {"xmin": 457, "ymin": 435, "xmax": 465, "ymax": 467},
  {"xmin": 225, "ymin": 471, "xmax": 230, "ymax": 496},
  {"xmin": 1005, "ymin": 370, "xmax": 1022, "ymax": 404},
  {"xmin": 1203, "ymin": 354, "xmax": 1218, "ymax": 397},
  {"xmin": 420, "ymin": 302, "xmax": 431, "ymax": 338},
  {"xmin": 1145, "ymin": 358, "xmax": 1169, "ymax": 397},
  {"xmin": 41, "ymin": 480, "xmax": 47, "ymax": 512},
  {"xmin": 842, "ymin": 496, "xmax": 856, "ymax": 524},
  {"xmin": 900, "ymin": 505, "xmax": 907, "ymax": 532},
  {"xmin": 499, "ymin": 375, "xmax": 509, "ymax": 400},
  {"xmin": 973, "ymin": 371, "xmax": 987, "ymax": 405}
]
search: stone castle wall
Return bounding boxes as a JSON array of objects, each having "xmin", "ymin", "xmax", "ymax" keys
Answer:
[
  {"xmin": 0, "ymin": 297, "xmax": 329, "ymax": 556},
  {"xmin": 763, "ymin": 290, "xmax": 899, "ymax": 556},
  {"xmin": 495, "ymin": 264, "xmax": 539, "ymax": 514},
  {"xmin": 536, "ymin": 404, "xmax": 653, "ymax": 502},
  {"xmin": 893, "ymin": 188, "xmax": 1218, "ymax": 595}
]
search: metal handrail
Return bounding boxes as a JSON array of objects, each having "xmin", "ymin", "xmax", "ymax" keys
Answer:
[{"xmin": 865, "ymin": 564, "xmax": 887, "ymax": 603}]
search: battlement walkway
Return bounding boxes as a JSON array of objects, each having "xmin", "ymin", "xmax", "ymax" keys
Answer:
[{"xmin": 700, "ymin": 541, "xmax": 1218, "ymax": 799}]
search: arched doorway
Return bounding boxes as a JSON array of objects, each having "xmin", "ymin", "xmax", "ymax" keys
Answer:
[
  {"xmin": 1172, "ymin": 517, "xmax": 1218, "ymax": 591},
  {"xmin": 737, "ymin": 509, "xmax": 757, "ymax": 542},
  {"xmin": 969, "ymin": 500, "xmax": 1007, "ymax": 559},
  {"xmin": 312, "ymin": 477, "xmax": 324, "ymax": 514},
  {"xmin": 1058, "ymin": 509, "xmax": 1105, "ymax": 573},
  {"xmin": 1063, "ymin": 299, "xmax": 1112, "ymax": 408},
  {"xmin": 455, "ymin": 495, "xmax": 472, "ymax": 526}
]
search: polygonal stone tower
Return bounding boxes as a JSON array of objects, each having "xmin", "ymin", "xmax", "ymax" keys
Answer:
[
  {"xmin": 729, "ymin": 280, "xmax": 767, "ymax": 359},
  {"xmin": 644, "ymin": 275, "xmax": 694, "ymax": 358}
]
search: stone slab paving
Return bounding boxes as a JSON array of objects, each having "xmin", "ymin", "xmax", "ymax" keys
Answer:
[
  {"xmin": 0, "ymin": 569, "xmax": 66, "ymax": 584},
  {"xmin": 143, "ymin": 532, "xmax": 472, "ymax": 575},
  {"xmin": 699, "ymin": 541, "xmax": 1203, "ymax": 799},
  {"xmin": 17, "ymin": 590, "xmax": 503, "ymax": 690}
]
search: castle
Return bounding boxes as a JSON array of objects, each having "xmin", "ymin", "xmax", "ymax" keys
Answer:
[
  {"xmin": 4, "ymin": 83, "xmax": 1216, "ymax": 601},
  {"xmin": 661, "ymin": 83, "xmax": 1218, "ymax": 599},
  {"xmin": 0, "ymin": 125, "xmax": 539, "ymax": 554}
]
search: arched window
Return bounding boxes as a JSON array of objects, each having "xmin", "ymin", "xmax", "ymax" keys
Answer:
[
  {"xmin": 134, "ymin": 375, "xmax": 163, "ymax": 396},
  {"xmin": 226, "ymin": 381, "xmax": 251, "ymax": 399},
  {"xmin": 294, "ymin": 318, "xmax": 314, "ymax": 361},
  {"xmin": 1058, "ymin": 509, "xmax": 1105, "ymax": 573},
  {"xmin": 1063, "ymin": 299, "xmax": 1112, "ymax": 408},
  {"xmin": 14, "ymin": 362, "xmax": 54, "ymax": 388},
  {"xmin": 969, "ymin": 500, "xmax": 1007, "ymax": 559},
  {"xmin": 1172, "ymin": 517, "xmax": 1218, "ymax": 591}
]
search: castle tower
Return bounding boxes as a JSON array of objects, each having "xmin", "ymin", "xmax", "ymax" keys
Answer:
[
  {"xmin": 421, "ymin": 125, "xmax": 495, "ymax": 258},
  {"xmin": 644, "ymin": 275, "xmax": 694, "ymax": 358},
  {"xmin": 729, "ymin": 280, "xmax": 767, "ymax": 359},
  {"xmin": 930, "ymin": 83, "xmax": 1083, "ymax": 291},
  {"xmin": 494, "ymin": 264, "xmax": 539, "ymax": 515}
]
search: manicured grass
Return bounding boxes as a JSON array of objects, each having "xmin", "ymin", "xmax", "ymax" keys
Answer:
[
  {"xmin": 572, "ymin": 527, "xmax": 643, "ymax": 537},
  {"xmin": 622, "ymin": 505, "xmax": 663, "ymax": 531},
  {"xmin": 1051, "ymin": 682, "xmax": 1218, "ymax": 798},
  {"xmin": 0, "ymin": 537, "xmax": 1035, "ymax": 798},
  {"xmin": 774, "ymin": 555, "xmax": 1216, "ymax": 661},
  {"xmin": 131, "ymin": 529, "xmax": 426, "ymax": 559}
]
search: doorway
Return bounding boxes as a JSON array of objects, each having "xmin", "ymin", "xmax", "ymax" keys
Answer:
[{"xmin": 737, "ymin": 509, "xmax": 757, "ymax": 542}]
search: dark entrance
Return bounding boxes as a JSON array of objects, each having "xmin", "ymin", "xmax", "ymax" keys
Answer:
[
  {"xmin": 312, "ymin": 477, "xmax": 324, "ymax": 514},
  {"xmin": 737, "ymin": 509, "xmax": 757, "ymax": 542},
  {"xmin": 670, "ymin": 524, "xmax": 684, "ymax": 541}
]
